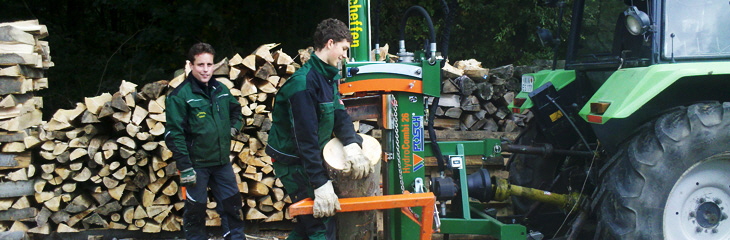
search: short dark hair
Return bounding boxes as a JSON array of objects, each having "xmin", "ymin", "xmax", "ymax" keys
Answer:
[
  {"xmin": 313, "ymin": 18, "xmax": 352, "ymax": 50},
  {"xmin": 188, "ymin": 43, "xmax": 216, "ymax": 62}
]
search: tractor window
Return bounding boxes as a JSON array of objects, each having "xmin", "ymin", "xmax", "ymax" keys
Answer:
[
  {"xmin": 574, "ymin": 0, "xmax": 629, "ymax": 59},
  {"xmin": 663, "ymin": 0, "xmax": 730, "ymax": 59}
]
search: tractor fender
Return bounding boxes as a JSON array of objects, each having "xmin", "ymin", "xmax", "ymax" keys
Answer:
[
  {"xmin": 510, "ymin": 69, "xmax": 576, "ymax": 112},
  {"xmin": 579, "ymin": 62, "xmax": 730, "ymax": 124}
]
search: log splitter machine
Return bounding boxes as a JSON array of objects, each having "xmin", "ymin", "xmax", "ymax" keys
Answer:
[{"xmin": 291, "ymin": 1, "xmax": 593, "ymax": 239}]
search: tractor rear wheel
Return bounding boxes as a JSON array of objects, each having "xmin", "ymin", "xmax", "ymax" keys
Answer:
[{"xmin": 595, "ymin": 102, "xmax": 730, "ymax": 240}]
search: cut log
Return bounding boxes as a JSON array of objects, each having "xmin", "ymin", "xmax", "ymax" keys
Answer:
[
  {"xmin": 126, "ymin": 123, "xmax": 140, "ymax": 137},
  {"xmin": 95, "ymin": 201, "xmax": 122, "ymax": 216},
  {"xmin": 110, "ymin": 213, "xmax": 121, "ymax": 222},
  {"xmin": 65, "ymin": 194, "xmax": 93, "ymax": 213},
  {"xmin": 103, "ymin": 176, "xmax": 119, "ymax": 189},
  {"xmin": 133, "ymin": 205, "xmax": 148, "ymax": 219},
  {"xmin": 0, "ymin": 25, "xmax": 35, "ymax": 45},
  {"xmin": 9, "ymin": 196, "xmax": 29, "ymax": 210},
  {"xmin": 442, "ymin": 61, "xmax": 464, "ymax": 79},
  {"xmin": 149, "ymin": 122, "xmax": 165, "ymax": 136},
  {"xmin": 72, "ymin": 167, "xmax": 91, "ymax": 182},
  {"xmin": 84, "ymin": 93, "xmax": 112, "ymax": 115},
  {"xmin": 111, "ymin": 92, "xmax": 130, "ymax": 112},
  {"xmin": 61, "ymin": 183, "xmax": 76, "ymax": 193},
  {"xmin": 161, "ymin": 180, "xmax": 178, "ymax": 196},
  {"xmin": 161, "ymin": 215, "xmax": 181, "ymax": 232},
  {"xmin": 247, "ymin": 182, "xmax": 269, "ymax": 197},
  {"xmin": 117, "ymin": 136, "xmax": 136, "ymax": 149},
  {"xmin": 131, "ymin": 106, "xmax": 148, "ymax": 125},
  {"xmin": 7, "ymin": 168, "xmax": 28, "ymax": 181},
  {"xmin": 82, "ymin": 212, "xmax": 109, "ymax": 229},
  {"xmin": 97, "ymin": 102, "xmax": 114, "ymax": 119},
  {"xmin": 123, "ymin": 207, "xmax": 134, "ymax": 224},
  {"xmin": 112, "ymin": 111, "xmax": 131, "ymax": 124},
  {"xmin": 109, "ymin": 184, "xmax": 126, "ymax": 201},
  {"xmin": 91, "ymin": 191, "xmax": 113, "ymax": 206},
  {"xmin": 322, "ymin": 134, "xmax": 382, "ymax": 240},
  {"xmin": 109, "ymin": 221, "xmax": 127, "ymax": 229},
  {"xmin": 147, "ymin": 99, "xmax": 164, "ymax": 114},
  {"xmin": 112, "ymin": 166, "xmax": 128, "ymax": 180},
  {"xmin": 443, "ymin": 107, "xmax": 463, "ymax": 119},
  {"xmin": 50, "ymin": 209, "xmax": 70, "ymax": 224},
  {"xmin": 139, "ymin": 80, "xmax": 168, "ymax": 100},
  {"xmin": 119, "ymin": 80, "xmax": 137, "ymax": 96},
  {"xmin": 0, "ymin": 152, "xmax": 30, "ymax": 170},
  {"xmin": 66, "ymin": 208, "xmax": 95, "ymax": 228},
  {"xmin": 142, "ymin": 189, "xmax": 154, "ymax": 208},
  {"xmin": 28, "ymin": 222, "xmax": 50, "ymax": 234},
  {"xmin": 55, "ymin": 223, "xmax": 78, "ymax": 232},
  {"xmin": 245, "ymin": 208, "xmax": 267, "ymax": 220},
  {"xmin": 142, "ymin": 221, "xmax": 160, "ymax": 233},
  {"xmin": 34, "ymin": 192, "xmax": 54, "ymax": 205},
  {"xmin": 0, "ymin": 180, "xmax": 33, "ymax": 198},
  {"xmin": 152, "ymin": 205, "xmax": 172, "ymax": 223},
  {"xmin": 0, "ymin": 207, "xmax": 37, "ymax": 221}
]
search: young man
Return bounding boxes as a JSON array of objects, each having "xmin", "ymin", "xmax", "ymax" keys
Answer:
[
  {"xmin": 266, "ymin": 18, "xmax": 372, "ymax": 240},
  {"xmin": 165, "ymin": 43, "xmax": 246, "ymax": 240}
]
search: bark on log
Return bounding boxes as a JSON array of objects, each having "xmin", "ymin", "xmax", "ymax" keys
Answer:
[{"xmin": 322, "ymin": 134, "xmax": 381, "ymax": 240}]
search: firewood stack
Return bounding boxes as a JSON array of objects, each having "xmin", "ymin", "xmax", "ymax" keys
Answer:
[
  {"xmin": 0, "ymin": 19, "xmax": 52, "ymax": 238},
  {"xmin": 28, "ymin": 43, "xmax": 298, "ymax": 234},
  {"xmin": 436, "ymin": 59, "xmax": 540, "ymax": 133}
]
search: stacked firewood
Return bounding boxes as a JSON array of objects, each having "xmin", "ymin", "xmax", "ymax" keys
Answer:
[
  {"xmin": 34, "ymin": 79, "xmax": 182, "ymax": 233},
  {"xmin": 436, "ymin": 59, "xmax": 540, "ymax": 133},
  {"xmin": 0, "ymin": 19, "xmax": 53, "ymax": 238},
  {"xmin": 28, "ymin": 43, "xmax": 298, "ymax": 233}
]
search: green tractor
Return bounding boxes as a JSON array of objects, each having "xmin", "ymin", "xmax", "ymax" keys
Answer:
[{"xmin": 508, "ymin": 0, "xmax": 730, "ymax": 239}]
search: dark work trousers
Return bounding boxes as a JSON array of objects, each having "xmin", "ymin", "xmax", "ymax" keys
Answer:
[
  {"xmin": 273, "ymin": 161, "xmax": 336, "ymax": 240},
  {"xmin": 183, "ymin": 162, "xmax": 246, "ymax": 240}
]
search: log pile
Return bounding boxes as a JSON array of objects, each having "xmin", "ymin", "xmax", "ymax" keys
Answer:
[
  {"xmin": 26, "ymin": 43, "xmax": 299, "ymax": 233},
  {"xmin": 0, "ymin": 19, "xmax": 52, "ymax": 239},
  {"xmin": 435, "ymin": 59, "xmax": 541, "ymax": 133}
]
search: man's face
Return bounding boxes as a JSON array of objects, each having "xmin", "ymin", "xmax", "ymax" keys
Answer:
[
  {"xmin": 190, "ymin": 53, "xmax": 214, "ymax": 84},
  {"xmin": 325, "ymin": 39, "xmax": 350, "ymax": 67}
]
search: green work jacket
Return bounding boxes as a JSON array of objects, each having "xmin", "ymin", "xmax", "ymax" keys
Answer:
[
  {"xmin": 165, "ymin": 74, "xmax": 242, "ymax": 170},
  {"xmin": 266, "ymin": 54, "xmax": 360, "ymax": 189}
]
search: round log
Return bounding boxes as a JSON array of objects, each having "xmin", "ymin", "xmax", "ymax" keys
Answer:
[{"xmin": 322, "ymin": 133, "xmax": 381, "ymax": 240}]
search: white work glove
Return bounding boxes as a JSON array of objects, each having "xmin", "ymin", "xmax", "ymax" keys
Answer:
[
  {"xmin": 313, "ymin": 180, "xmax": 340, "ymax": 218},
  {"xmin": 343, "ymin": 143, "xmax": 371, "ymax": 179}
]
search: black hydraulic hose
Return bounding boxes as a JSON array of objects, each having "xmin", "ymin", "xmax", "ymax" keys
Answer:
[
  {"xmin": 399, "ymin": 6, "xmax": 437, "ymax": 57},
  {"xmin": 440, "ymin": 0, "xmax": 458, "ymax": 61},
  {"xmin": 429, "ymin": 97, "xmax": 446, "ymax": 172},
  {"xmin": 397, "ymin": 5, "xmax": 449, "ymax": 172}
]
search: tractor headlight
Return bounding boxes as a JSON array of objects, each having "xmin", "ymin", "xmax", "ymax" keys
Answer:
[{"xmin": 624, "ymin": 6, "xmax": 651, "ymax": 36}]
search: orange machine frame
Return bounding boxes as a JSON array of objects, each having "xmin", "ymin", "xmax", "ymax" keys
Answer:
[{"xmin": 288, "ymin": 192, "xmax": 437, "ymax": 240}]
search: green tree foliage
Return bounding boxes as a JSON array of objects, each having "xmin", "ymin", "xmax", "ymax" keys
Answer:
[
  {"xmin": 372, "ymin": 0, "xmax": 566, "ymax": 66},
  {"xmin": 0, "ymin": 0, "xmax": 565, "ymax": 117}
]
